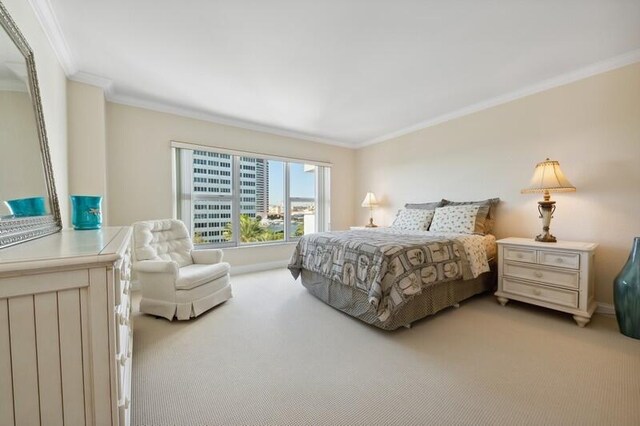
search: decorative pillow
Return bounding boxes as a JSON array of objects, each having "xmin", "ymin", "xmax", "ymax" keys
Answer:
[
  {"xmin": 430, "ymin": 205, "xmax": 481, "ymax": 234},
  {"xmin": 404, "ymin": 200, "xmax": 444, "ymax": 210},
  {"xmin": 391, "ymin": 208, "xmax": 435, "ymax": 231},
  {"xmin": 441, "ymin": 198, "xmax": 500, "ymax": 234}
]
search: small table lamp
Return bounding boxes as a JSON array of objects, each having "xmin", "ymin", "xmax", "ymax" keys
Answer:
[
  {"xmin": 361, "ymin": 192, "xmax": 379, "ymax": 227},
  {"xmin": 521, "ymin": 158, "xmax": 576, "ymax": 242}
]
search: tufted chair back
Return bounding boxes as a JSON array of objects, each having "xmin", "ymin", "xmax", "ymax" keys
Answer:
[{"xmin": 133, "ymin": 219, "xmax": 194, "ymax": 267}]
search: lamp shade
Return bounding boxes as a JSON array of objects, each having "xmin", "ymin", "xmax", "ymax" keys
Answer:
[
  {"xmin": 521, "ymin": 158, "xmax": 576, "ymax": 193},
  {"xmin": 361, "ymin": 192, "xmax": 378, "ymax": 208}
]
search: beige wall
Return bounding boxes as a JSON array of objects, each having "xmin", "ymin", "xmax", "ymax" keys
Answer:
[
  {"xmin": 4, "ymin": 0, "xmax": 69, "ymax": 223},
  {"xmin": 105, "ymin": 102, "xmax": 355, "ymax": 267},
  {"xmin": 67, "ymin": 81, "xmax": 108, "ymax": 222},
  {"xmin": 0, "ymin": 90, "xmax": 46, "ymax": 216},
  {"xmin": 355, "ymin": 63, "xmax": 640, "ymax": 304}
]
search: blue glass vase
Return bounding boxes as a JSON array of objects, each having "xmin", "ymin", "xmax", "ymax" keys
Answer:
[
  {"xmin": 614, "ymin": 237, "xmax": 640, "ymax": 339},
  {"xmin": 70, "ymin": 195, "xmax": 103, "ymax": 230}
]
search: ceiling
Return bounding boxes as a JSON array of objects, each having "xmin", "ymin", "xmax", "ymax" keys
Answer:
[
  {"xmin": 0, "ymin": 25, "xmax": 27, "ymax": 90},
  {"xmin": 42, "ymin": 0, "xmax": 640, "ymax": 146}
]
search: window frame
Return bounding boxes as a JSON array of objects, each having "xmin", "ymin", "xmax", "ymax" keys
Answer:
[{"xmin": 172, "ymin": 141, "xmax": 331, "ymax": 248}]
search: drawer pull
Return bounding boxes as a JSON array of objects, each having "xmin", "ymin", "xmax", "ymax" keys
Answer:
[
  {"xmin": 119, "ymin": 314, "xmax": 129, "ymax": 327},
  {"xmin": 118, "ymin": 397, "xmax": 130, "ymax": 426},
  {"xmin": 516, "ymin": 253, "xmax": 523, "ymax": 259},
  {"xmin": 534, "ymin": 271, "xmax": 543, "ymax": 278},
  {"xmin": 533, "ymin": 288, "xmax": 542, "ymax": 296}
]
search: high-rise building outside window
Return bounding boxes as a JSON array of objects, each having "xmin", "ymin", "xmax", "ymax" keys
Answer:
[{"xmin": 174, "ymin": 144, "xmax": 330, "ymax": 247}]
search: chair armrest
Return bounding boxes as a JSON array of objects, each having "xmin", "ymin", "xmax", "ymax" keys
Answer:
[
  {"xmin": 133, "ymin": 260, "xmax": 179, "ymax": 276},
  {"xmin": 191, "ymin": 249, "xmax": 224, "ymax": 264}
]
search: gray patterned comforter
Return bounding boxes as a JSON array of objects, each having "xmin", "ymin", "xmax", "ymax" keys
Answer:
[{"xmin": 288, "ymin": 230, "xmax": 475, "ymax": 322}]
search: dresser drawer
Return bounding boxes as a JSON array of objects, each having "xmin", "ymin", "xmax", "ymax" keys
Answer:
[
  {"xmin": 114, "ymin": 242, "xmax": 132, "ymax": 307},
  {"xmin": 538, "ymin": 250, "xmax": 580, "ymax": 270},
  {"xmin": 116, "ymin": 331, "xmax": 132, "ymax": 398},
  {"xmin": 503, "ymin": 246, "xmax": 536, "ymax": 263},
  {"xmin": 503, "ymin": 261, "xmax": 579, "ymax": 289},
  {"xmin": 116, "ymin": 312, "xmax": 130, "ymax": 355},
  {"xmin": 117, "ymin": 329, "xmax": 133, "ymax": 405},
  {"xmin": 503, "ymin": 277, "xmax": 579, "ymax": 308}
]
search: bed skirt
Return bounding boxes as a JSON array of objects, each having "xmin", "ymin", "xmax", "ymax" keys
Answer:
[{"xmin": 300, "ymin": 263, "xmax": 497, "ymax": 330}]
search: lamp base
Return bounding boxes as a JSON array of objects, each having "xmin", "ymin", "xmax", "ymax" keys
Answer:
[
  {"xmin": 365, "ymin": 217, "xmax": 377, "ymax": 228},
  {"xmin": 535, "ymin": 200, "xmax": 557, "ymax": 243},
  {"xmin": 535, "ymin": 233, "xmax": 557, "ymax": 243}
]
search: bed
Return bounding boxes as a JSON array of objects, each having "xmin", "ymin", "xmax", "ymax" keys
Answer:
[{"xmin": 288, "ymin": 226, "xmax": 498, "ymax": 330}]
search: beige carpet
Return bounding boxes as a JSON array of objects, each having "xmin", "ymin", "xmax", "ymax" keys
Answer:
[{"xmin": 132, "ymin": 268, "xmax": 640, "ymax": 426}]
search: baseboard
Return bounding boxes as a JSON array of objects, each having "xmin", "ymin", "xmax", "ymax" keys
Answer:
[
  {"xmin": 130, "ymin": 260, "xmax": 288, "ymax": 290},
  {"xmin": 596, "ymin": 303, "xmax": 616, "ymax": 316},
  {"xmin": 230, "ymin": 260, "xmax": 289, "ymax": 276}
]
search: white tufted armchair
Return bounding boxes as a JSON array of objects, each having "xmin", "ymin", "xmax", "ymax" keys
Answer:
[{"xmin": 132, "ymin": 219, "xmax": 232, "ymax": 320}]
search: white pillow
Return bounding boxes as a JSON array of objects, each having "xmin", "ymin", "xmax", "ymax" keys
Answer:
[
  {"xmin": 391, "ymin": 208, "xmax": 435, "ymax": 231},
  {"xmin": 430, "ymin": 205, "xmax": 481, "ymax": 234}
]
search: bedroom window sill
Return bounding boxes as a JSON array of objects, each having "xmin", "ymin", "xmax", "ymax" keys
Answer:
[{"xmin": 196, "ymin": 241, "xmax": 298, "ymax": 250}]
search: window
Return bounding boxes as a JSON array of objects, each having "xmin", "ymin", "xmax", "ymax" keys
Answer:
[{"xmin": 175, "ymin": 144, "xmax": 330, "ymax": 247}]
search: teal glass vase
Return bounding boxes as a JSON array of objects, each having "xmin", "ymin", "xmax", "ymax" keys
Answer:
[
  {"xmin": 614, "ymin": 237, "xmax": 640, "ymax": 339},
  {"xmin": 4, "ymin": 196, "xmax": 47, "ymax": 217},
  {"xmin": 70, "ymin": 195, "xmax": 103, "ymax": 230}
]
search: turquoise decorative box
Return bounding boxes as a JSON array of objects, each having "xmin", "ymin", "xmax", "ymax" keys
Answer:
[
  {"xmin": 70, "ymin": 195, "xmax": 103, "ymax": 230},
  {"xmin": 4, "ymin": 196, "xmax": 47, "ymax": 217}
]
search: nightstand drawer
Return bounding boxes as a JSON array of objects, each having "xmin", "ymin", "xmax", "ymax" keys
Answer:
[
  {"xmin": 503, "ymin": 246, "xmax": 536, "ymax": 263},
  {"xmin": 538, "ymin": 250, "xmax": 580, "ymax": 270},
  {"xmin": 503, "ymin": 262, "xmax": 579, "ymax": 289},
  {"xmin": 503, "ymin": 278, "xmax": 579, "ymax": 308}
]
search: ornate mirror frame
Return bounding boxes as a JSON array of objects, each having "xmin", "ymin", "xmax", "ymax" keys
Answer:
[{"xmin": 0, "ymin": 1, "xmax": 62, "ymax": 248}]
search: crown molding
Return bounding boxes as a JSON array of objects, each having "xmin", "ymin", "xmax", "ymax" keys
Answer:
[
  {"xmin": 27, "ymin": 0, "xmax": 76, "ymax": 75},
  {"xmin": 107, "ymin": 92, "xmax": 355, "ymax": 148},
  {"xmin": 69, "ymin": 71, "xmax": 114, "ymax": 96},
  {"xmin": 358, "ymin": 49, "xmax": 640, "ymax": 148},
  {"xmin": 0, "ymin": 79, "xmax": 27, "ymax": 92}
]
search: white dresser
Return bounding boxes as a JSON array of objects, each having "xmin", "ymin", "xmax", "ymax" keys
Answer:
[
  {"xmin": 495, "ymin": 237, "xmax": 598, "ymax": 327},
  {"xmin": 0, "ymin": 227, "xmax": 133, "ymax": 426}
]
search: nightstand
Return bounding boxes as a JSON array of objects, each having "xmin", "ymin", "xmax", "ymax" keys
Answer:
[
  {"xmin": 350, "ymin": 226, "xmax": 388, "ymax": 230},
  {"xmin": 495, "ymin": 237, "xmax": 598, "ymax": 327}
]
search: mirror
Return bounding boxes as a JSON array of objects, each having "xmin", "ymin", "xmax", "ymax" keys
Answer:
[{"xmin": 0, "ymin": 1, "xmax": 61, "ymax": 248}]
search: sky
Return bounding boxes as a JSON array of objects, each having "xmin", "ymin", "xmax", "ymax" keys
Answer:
[{"xmin": 268, "ymin": 161, "xmax": 315, "ymax": 205}]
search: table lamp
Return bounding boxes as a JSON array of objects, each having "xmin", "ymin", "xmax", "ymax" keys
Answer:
[
  {"xmin": 361, "ymin": 192, "xmax": 378, "ymax": 227},
  {"xmin": 521, "ymin": 158, "xmax": 576, "ymax": 242}
]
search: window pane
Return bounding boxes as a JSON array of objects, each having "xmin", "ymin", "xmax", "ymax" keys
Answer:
[
  {"xmin": 192, "ymin": 199, "xmax": 233, "ymax": 245},
  {"xmin": 179, "ymin": 147, "xmax": 328, "ymax": 247},
  {"xmin": 289, "ymin": 162, "xmax": 316, "ymax": 237},
  {"xmin": 192, "ymin": 150, "xmax": 233, "ymax": 195},
  {"xmin": 238, "ymin": 157, "xmax": 284, "ymax": 243},
  {"xmin": 191, "ymin": 150, "xmax": 234, "ymax": 245}
]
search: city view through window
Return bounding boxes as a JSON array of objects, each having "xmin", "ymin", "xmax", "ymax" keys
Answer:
[{"xmin": 187, "ymin": 150, "xmax": 320, "ymax": 246}]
